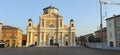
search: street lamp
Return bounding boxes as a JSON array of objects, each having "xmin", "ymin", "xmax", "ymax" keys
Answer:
[{"xmin": 99, "ymin": 0, "xmax": 103, "ymax": 42}]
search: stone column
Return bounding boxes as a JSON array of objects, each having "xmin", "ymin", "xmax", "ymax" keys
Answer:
[
  {"xmin": 62, "ymin": 32, "xmax": 64, "ymax": 46},
  {"xmin": 70, "ymin": 32, "xmax": 72, "ymax": 46},
  {"xmin": 30, "ymin": 33, "xmax": 32, "ymax": 45},
  {"xmin": 38, "ymin": 32, "xmax": 40, "ymax": 46},
  {"xmin": 40, "ymin": 32, "xmax": 43, "ymax": 47},
  {"xmin": 58, "ymin": 32, "xmax": 59, "ymax": 44},
  {"xmin": 48, "ymin": 36, "xmax": 50, "ymax": 46},
  {"xmin": 26, "ymin": 32, "xmax": 30, "ymax": 46},
  {"xmin": 44, "ymin": 33, "xmax": 46, "ymax": 46}
]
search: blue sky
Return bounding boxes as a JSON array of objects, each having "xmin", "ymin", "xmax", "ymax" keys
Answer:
[{"xmin": 0, "ymin": 0, "xmax": 120, "ymax": 37}]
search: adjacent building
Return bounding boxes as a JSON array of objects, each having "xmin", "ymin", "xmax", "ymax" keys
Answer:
[
  {"xmin": 0, "ymin": 23, "xmax": 23, "ymax": 47},
  {"xmin": 78, "ymin": 33, "xmax": 94, "ymax": 46},
  {"xmin": 106, "ymin": 15, "xmax": 120, "ymax": 47},
  {"xmin": 83, "ymin": 33, "xmax": 94, "ymax": 43},
  {"xmin": 22, "ymin": 34, "xmax": 27, "ymax": 46},
  {"xmin": 76, "ymin": 37, "xmax": 81, "ymax": 46},
  {"xmin": 94, "ymin": 27, "xmax": 107, "ymax": 42},
  {"xmin": 26, "ymin": 6, "xmax": 76, "ymax": 47}
]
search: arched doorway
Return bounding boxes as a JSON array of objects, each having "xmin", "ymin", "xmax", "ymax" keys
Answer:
[
  {"xmin": 66, "ymin": 41, "xmax": 68, "ymax": 46},
  {"xmin": 50, "ymin": 39, "xmax": 53, "ymax": 46},
  {"xmin": 22, "ymin": 40, "xmax": 26, "ymax": 46},
  {"xmin": 35, "ymin": 42, "xmax": 37, "ymax": 46},
  {"xmin": 65, "ymin": 34, "xmax": 69, "ymax": 46},
  {"xmin": 110, "ymin": 42, "xmax": 113, "ymax": 47},
  {"xmin": 11, "ymin": 40, "xmax": 15, "ymax": 48}
]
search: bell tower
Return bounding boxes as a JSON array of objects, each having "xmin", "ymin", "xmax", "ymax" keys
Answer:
[
  {"xmin": 27, "ymin": 18, "xmax": 33, "ymax": 46},
  {"xmin": 28, "ymin": 18, "xmax": 33, "ymax": 28},
  {"xmin": 70, "ymin": 19, "xmax": 75, "ymax": 28},
  {"xmin": 69, "ymin": 19, "xmax": 76, "ymax": 46}
]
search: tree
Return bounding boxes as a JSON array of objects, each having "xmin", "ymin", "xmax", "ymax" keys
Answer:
[
  {"xmin": 88, "ymin": 35, "xmax": 95, "ymax": 43},
  {"xmin": 80, "ymin": 36, "xmax": 86, "ymax": 46}
]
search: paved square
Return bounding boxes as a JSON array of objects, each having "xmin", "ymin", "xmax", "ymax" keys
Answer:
[{"xmin": 0, "ymin": 47, "xmax": 119, "ymax": 55}]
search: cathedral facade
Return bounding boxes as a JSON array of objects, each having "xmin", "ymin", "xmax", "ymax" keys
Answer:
[{"xmin": 26, "ymin": 6, "xmax": 76, "ymax": 47}]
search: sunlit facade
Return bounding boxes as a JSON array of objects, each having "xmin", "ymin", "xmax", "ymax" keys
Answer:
[
  {"xmin": 0, "ymin": 23, "xmax": 22, "ymax": 47},
  {"xmin": 106, "ymin": 15, "xmax": 120, "ymax": 47},
  {"xmin": 26, "ymin": 6, "xmax": 76, "ymax": 47}
]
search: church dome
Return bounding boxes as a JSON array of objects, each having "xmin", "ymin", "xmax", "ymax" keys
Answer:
[
  {"xmin": 28, "ymin": 18, "xmax": 32, "ymax": 21},
  {"xmin": 70, "ymin": 19, "xmax": 74, "ymax": 22},
  {"xmin": 0, "ymin": 23, "xmax": 3, "ymax": 25},
  {"xmin": 43, "ymin": 6, "xmax": 59, "ymax": 14},
  {"xmin": 43, "ymin": 6, "xmax": 58, "ymax": 10}
]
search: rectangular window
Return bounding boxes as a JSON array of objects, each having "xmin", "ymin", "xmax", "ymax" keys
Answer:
[
  {"xmin": 42, "ymin": 19, "xmax": 44, "ymax": 27},
  {"xmin": 116, "ymin": 21, "xmax": 120, "ymax": 28},
  {"xmin": 42, "ymin": 32, "xmax": 44, "ymax": 40},
  {"xmin": 110, "ymin": 32, "xmax": 112, "ymax": 38},
  {"xmin": 109, "ymin": 23, "xmax": 111, "ymax": 28},
  {"xmin": 34, "ymin": 34, "xmax": 37, "ymax": 36},
  {"xmin": 42, "ymin": 32, "xmax": 44, "ymax": 37},
  {"xmin": 117, "ymin": 31, "xmax": 120, "ymax": 38},
  {"xmin": 60, "ymin": 19, "xmax": 62, "ymax": 27}
]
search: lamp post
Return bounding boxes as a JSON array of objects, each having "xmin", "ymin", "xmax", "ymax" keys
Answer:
[{"xmin": 99, "ymin": 0, "xmax": 103, "ymax": 42}]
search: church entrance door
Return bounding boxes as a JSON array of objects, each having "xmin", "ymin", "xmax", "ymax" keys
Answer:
[
  {"xmin": 50, "ymin": 39, "xmax": 53, "ymax": 46},
  {"xmin": 66, "ymin": 41, "xmax": 68, "ymax": 46}
]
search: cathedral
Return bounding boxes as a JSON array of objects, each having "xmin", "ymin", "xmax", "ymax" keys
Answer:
[{"xmin": 26, "ymin": 6, "xmax": 76, "ymax": 47}]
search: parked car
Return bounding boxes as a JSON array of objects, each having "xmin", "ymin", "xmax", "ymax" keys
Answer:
[
  {"xmin": 0, "ymin": 42, "xmax": 5, "ymax": 48},
  {"xmin": 28, "ymin": 44, "xmax": 35, "ymax": 47},
  {"xmin": 54, "ymin": 43, "xmax": 59, "ymax": 48}
]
